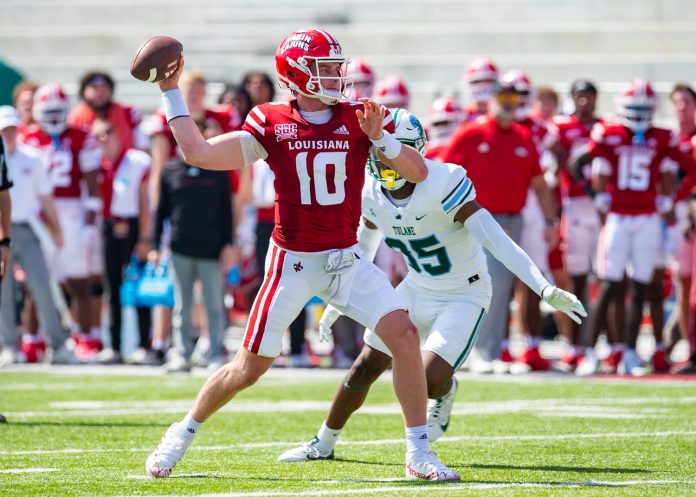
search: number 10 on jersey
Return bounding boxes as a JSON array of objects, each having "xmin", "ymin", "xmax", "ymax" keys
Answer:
[{"xmin": 296, "ymin": 151, "xmax": 347, "ymax": 205}]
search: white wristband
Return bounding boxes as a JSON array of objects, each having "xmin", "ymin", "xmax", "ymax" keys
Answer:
[
  {"xmin": 655, "ymin": 194, "xmax": 674, "ymax": 214},
  {"xmin": 162, "ymin": 88, "xmax": 190, "ymax": 123},
  {"xmin": 370, "ymin": 131, "xmax": 402, "ymax": 160},
  {"xmin": 84, "ymin": 196, "xmax": 103, "ymax": 212},
  {"xmin": 594, "ymin": 192, "xmax": 611, "ymax": 214}
]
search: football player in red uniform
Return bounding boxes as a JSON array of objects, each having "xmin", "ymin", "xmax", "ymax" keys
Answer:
[
  {"xmin": 463, "ymin": 57, "xmax": 498, "ymax": 122},
  {"xmin": 552, "ymin": 80, "xmax": 603, "ymax": 374},
  {"xmin": 424, "ymin": 96, "xmax": 466, "ymax": 160},
  {"xmin": 145, "ymin": 28, "xmax": 459, "ymax": 481},
  {"xmin": 573, "ymin": 79, "xmax": 696, "ymax": 375},
  {"xmin": 666, "ymin": 84, "xmax": 696, "ymax": 373},
  {"xmin": 345, "ymin": 59, "xmax": 376, "ymax": 101},
  {"xmin": 373, "ymin": 75, "xmax": 411, "ymax": 110},
  {"xmin": 22, "ymin": 84, "xmax": 103, "ymax": 359}
]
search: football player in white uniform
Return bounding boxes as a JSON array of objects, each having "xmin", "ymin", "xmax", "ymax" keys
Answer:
[{"xmin": 278, "ymin": 109, "xmax": 586, "ymax": 463}]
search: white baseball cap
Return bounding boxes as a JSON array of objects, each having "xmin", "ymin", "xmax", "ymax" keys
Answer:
[{"xmin": 0, "ymin": 106, "xmax": 21, "ymax": 130}]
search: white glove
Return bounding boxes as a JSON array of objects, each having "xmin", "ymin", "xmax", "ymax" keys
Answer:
[
  {"xmin": 318, "ymin": 305, "xmax": 343, "ymax": 342},
  {"xmin": 541, "ymin": 286, "xmax": 587, "ymax": 325}
]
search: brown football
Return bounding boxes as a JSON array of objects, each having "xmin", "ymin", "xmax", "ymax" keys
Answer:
[{"xmin": 130, "ymin": 36, "xmax": 183, "ymax": 83}]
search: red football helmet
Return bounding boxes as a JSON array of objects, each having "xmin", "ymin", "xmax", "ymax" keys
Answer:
[
  {"xmin": 501, "ymin": 70, "xmax": 534, "ymax": 119},
  {"xmin": 617, "ymin": 78, "xmax": 657, "ymax": 133},
  {"xmin": 426, "ymin": 97, "xmax": 465, "ymax": 143},
  {"xmin": 275, "ymin": 28, "xmax": 351, "ymax": 105},
  {"xmin": 345, "ymin": 59, "xmax": 375, "ymax": 100},
  {"xmin": 373, "ymin": 76, "xmax": 410, "ymax": 109},
  {"xmin": 465, "ymin": 57, "xmax": 499, "ymax": 103},
  {"xmin": 33, "ymin": 83, "xmax": 70, "ymax": 135}
]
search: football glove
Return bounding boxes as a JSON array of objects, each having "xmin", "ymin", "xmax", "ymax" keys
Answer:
[
  {"xmin": 541, "ymin": 286, "xmax": 587, "ymax": 325},
  {"xmin": 318, "ymin": 305, "xmax": 342, "ymax": 343}
]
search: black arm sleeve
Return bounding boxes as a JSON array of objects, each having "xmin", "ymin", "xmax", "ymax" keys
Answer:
[{"xmin": 0, "ymin": 138, "xmax": 12, "ymax": 191}]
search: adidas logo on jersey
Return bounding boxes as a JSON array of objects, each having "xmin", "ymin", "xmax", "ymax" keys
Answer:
[{"xmin": 333, "ymin": 125, "xmax": 349, "ymax": 135}]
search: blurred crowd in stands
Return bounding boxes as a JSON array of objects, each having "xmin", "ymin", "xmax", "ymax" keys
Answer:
[{"xmin": 1, "ymin": 56, "xmax": 696, "ymax": 376}]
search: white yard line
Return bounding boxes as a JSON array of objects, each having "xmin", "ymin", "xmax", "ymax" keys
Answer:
[
  {"xmin": 0, "ymin": 395, "xmax": 683, "ymax": 420},
  {"xmin": 110, "ymin": 479, "xmax": 693, "ymax": 497},
  {"xmin": 0, "ymin": 468, "xmax": 57, "ymax": 473},
  {"xmin": 3, "ymin": 430, "xmax": 696, "ymax": 456}
]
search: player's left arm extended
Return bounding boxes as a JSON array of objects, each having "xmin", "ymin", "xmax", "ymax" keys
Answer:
[{"xmin": 455, "ymin": 200, "xmax": 587, "ymax": 324}]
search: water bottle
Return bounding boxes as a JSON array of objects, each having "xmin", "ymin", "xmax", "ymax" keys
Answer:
[
  {"xmin": 227, "ymin": 264, "xmax": 240, "ymax": 286},
  {"xmin": 120, "ymin": 257, "xmax": 142, "ymax": 307}
]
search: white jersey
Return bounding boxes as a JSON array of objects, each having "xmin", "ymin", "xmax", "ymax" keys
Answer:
[{"xmin": 361, "ymin": 158, "xmax": 491, "ymax": 308}]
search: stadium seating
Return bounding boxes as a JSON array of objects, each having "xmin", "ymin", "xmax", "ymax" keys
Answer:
[{"xmin": 1, "ymin": 0, "xmax": 695, "ymax": 122}]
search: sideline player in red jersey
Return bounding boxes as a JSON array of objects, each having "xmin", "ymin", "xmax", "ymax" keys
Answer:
[
  {"xmin": 552, "ymin": 80, "xmax": 603, "ymax": 374},
  {"xmin": 572, "ymin": 79, "xmax": 696, "ymax": 375},
  {"xmin": 462, "ymin": 57, "xmax": 498, "ymax": 122},
  {"xmin": 144, "ymin": 29, "xmax": 459, "ymax": 481},
  {"xmin": 424, "ymin": 97, "xmax": 465, "ymax": 160},
  {"xmin": 666, "ymin": 84, "xmax": 696, "ymax": 368},
  {"xmin": 22, "ymin": 84, "xmax": 103, "ymax": 360}
]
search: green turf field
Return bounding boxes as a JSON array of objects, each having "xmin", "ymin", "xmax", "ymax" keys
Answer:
[{"xmin": 1, "ymin": 367, "xmax": 695, "ymax": 496}]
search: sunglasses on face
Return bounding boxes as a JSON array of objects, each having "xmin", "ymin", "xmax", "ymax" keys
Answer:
[{"xmin": 496, "ymin": 92, "xmax": 521, "ymax": 105}]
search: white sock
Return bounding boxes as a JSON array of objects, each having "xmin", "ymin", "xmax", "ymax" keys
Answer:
[
  {"xmin": 315, "ymin": 421, "xmax": 341, "ymax": 451},
  {"xmin": 501, "ymin": 339, "xmax": 510, "ymax": 350},
  {"xmin": 405, "ymin": 425, "xmax": 429, "ymax": 455},
  {"xmin": 177, "ymin": 412, "xmax": 201, "ymax": 439},
  {"xmin": 529, "ymin": 336, "xmax": 541, "ymax": 348},
  {"xmin": 655, "ymin": 343, "xmax": 665, "ymax": 352}
]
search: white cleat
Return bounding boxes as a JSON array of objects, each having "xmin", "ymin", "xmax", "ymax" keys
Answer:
[
  {"xmin": 406, "ymin": 450, "xmax": 460, "ymax": 481},
  {"xmin": 146, "ymin": 422, "xmax": 193, "ymax": 478},
  {"xmin": 426, "ymin": 377, "xmax": 458, "ymax": 441},
  {"xmin": 277, "ymin": 437, "xmax": 334, "ymax": 462},
  {"xmin": 575, "ymin": 348, "xmax": 599, "ymax": 377}
]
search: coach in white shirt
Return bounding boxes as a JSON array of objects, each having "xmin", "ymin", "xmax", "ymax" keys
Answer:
[{"xmin": 0, "ymin": 106, "xmax": 65, "ymax": 359}]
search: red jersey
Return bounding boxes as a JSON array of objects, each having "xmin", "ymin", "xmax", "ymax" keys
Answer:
[
  {"xmin": 21, "ymin": 124, "xmax": 102, "ymax": 199},
  {"xmin": 440, "ymin": 115, "xmax": 542, "ymax": 214},
  {"xmin": 589, "ymin": 122, "xmax": 696, "ymax": 215},
  {"xmin": 516, "ymin": 116, "xmax": 558, "ymax": 155},
  {"xmin": 242, "ymin": 100, "xmax": 394, "ymax": 252},
  {"xmin": 153, "ymin": 107, "xmax": 241, "ymax": 159},
  {"xmin": 672, "ymin": 129, "xmax": 696, "ymax": 201},
  {"xmin": 554, "ymin": 114, "xmax": 601, "ymax": 199},
  {"xmin": 424, "ymin": 142, "xmax": 447, "ymax": 160}
]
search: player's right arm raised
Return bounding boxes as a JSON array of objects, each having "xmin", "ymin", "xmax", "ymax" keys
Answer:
[{"xmin": 158, "ymin": 56, "xmax": 267, "ymax": 171}]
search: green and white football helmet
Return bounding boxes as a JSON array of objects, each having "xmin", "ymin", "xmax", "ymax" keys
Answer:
[{"xmin": 367, "ymin": 108, "xmax": 426, "ymax": 190}]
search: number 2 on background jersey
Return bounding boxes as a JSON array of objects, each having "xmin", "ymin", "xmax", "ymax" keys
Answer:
[
  {"xmin": 617, "ymin": 150, "xmax": 651, "ymax": 191},
  {"xmin": 384, "ymin": 235, "xmax": 452, "ymax": 276},
  {"xmin": 296, "ymin": 152, "xmax": 347, "ymax": 205},
  {"xmin": 47, "ymin": 151, "xmax": 73, "ymax": 188}
]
